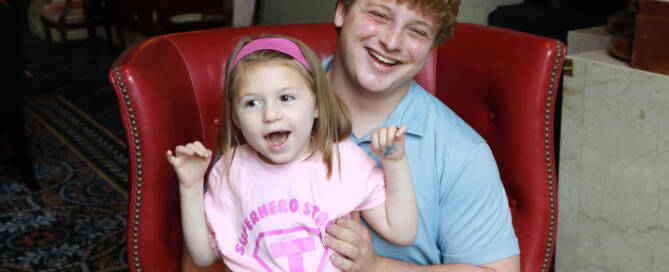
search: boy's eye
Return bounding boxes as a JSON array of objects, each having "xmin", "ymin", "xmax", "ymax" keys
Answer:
[
  {"xmin": 372, "ymin": 11, "xmax": 384, "ymax": 18},
  {"xmin": 280, "ymin": 94, "xmax": 294, "ymax": 102},
  {"xmin": 370, "ymin": 10, "xmax": 388, "ymax": 20},
  {"xmin": 411, "ymin": 28, "xmax": 428, "ymax": 38}
]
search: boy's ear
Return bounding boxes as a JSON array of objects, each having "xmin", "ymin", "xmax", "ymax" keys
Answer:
[
  {"xmin": 334, "ymin": 1, "xmax": 346, "ymax": 28},
  {"xmin": 315, "ymin": 108, "xmax": 319, "ymax": 118}
]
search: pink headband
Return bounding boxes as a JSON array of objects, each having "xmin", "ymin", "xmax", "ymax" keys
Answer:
[{"xmin": 231, "ymin": 38, "xmax": 312, "ymax": 72}]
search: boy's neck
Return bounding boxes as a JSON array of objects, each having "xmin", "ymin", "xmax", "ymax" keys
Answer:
[{"xmin": 327, "ymin": 61, "xmax": 409, "ymax": 138}]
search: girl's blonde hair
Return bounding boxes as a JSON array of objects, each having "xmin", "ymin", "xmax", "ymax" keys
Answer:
[{"xmin": 217, "ymin": 35, "xmax": 352, "ymax": 178}]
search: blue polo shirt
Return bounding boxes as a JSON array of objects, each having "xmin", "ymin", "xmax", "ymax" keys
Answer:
[{"xmin": 323, "ymin": 56, "xmax": 519, "ymax": 266}]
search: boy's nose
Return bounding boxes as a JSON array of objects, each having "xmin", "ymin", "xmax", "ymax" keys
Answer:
[{"xmin": 380, "ymin": 24, "xmax": 403, "ymax": 52}]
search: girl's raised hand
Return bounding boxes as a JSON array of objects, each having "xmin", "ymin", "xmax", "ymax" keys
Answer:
[
  {"xmin": 166, "ymin": 141, "xmax": 212, "ymax": 188},
  {"xmin": 370, "ymin": 125, "xmax": 407, "ymax": 161}
]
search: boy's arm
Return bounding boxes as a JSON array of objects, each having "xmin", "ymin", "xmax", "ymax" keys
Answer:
[
  {"xmin": 325, "ymin": 217, "xmax": 519, "ymax": 272},
  {"xmin": 373, "ymin": 254, "xmax": 518, "ymax": 272},
  {"xmin": 360, "ymin": 125, "xmax": 418, "ymax": 245}
]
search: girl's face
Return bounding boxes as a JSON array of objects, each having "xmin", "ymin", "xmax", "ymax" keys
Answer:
[{"xmin": 233, "ymin": 61, "xmax": 319, "ymax": 164}]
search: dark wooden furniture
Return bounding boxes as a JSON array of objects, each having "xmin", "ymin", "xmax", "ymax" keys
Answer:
[
  {"xmin": 632, "ymin": 0, "xmax": 669, "ymax": 75},
  {"xmin": 106, "ymin": 0, "xmax": 232, "ymax": 36},
  {"xmin": 2, "ymin": 0, "xmax": 39, "ymax": 191},
  {"xmin": 40, "ymin": 0, "xmax": 116, "ymax": 66},
  {"xmin": 488, "ymin": 0, "xmax": 626, "ymax": 42}
]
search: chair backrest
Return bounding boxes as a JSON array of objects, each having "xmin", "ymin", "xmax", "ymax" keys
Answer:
[
  {"xmin": 436, "ymin": 23, "xmax": 565, "ymax": 271},
  {"xmin": 109, "ymin": 22, "xmax": 564, "ymax": 272}
]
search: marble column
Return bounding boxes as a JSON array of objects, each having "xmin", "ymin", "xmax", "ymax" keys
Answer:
[{"xmin": 557, "ymin": 49, "xmax": 669, "ymax": 271}]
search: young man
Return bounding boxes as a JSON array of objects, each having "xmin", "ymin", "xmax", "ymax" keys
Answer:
[{"xmin": 322, "ymin": 0, "xmax": 521, "ymax": 271}]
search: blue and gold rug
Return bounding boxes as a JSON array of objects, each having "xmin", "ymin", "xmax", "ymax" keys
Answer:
[{"xmin": 0, "ymin": 96, "xmax": 128, "ymax": 271}]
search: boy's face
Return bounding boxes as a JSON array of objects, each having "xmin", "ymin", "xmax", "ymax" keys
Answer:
[{"xmin": 334, "ymin": 0, "xmax": 436, "ymax": 95}]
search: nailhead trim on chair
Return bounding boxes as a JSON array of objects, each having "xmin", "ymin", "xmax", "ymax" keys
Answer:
[
  {"xmin": 541, "ymin": 40, "xmax": 562, "ymax": 272},
  {"xmin": 112, "ymin": 66, "xmax": 143, "ymax": 272}
]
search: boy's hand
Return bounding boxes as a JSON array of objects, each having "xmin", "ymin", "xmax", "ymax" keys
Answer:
[
  {"xmin": 166, "ymin": 141, "xmax": 212, "ymax": 188},
  {"xmin": 370, "ymin": 125, "xmax": 407, "ymax": 161}
]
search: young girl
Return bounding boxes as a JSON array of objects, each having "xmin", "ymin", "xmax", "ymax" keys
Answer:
[{"xmin": 166, "ymin": 35, "xmax": 417, "ymax": 271}]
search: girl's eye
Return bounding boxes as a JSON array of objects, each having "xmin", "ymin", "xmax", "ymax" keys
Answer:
[
  {"xmin": 244, "ymin": 99, "xmax": 259, "ymax": 108},
  {"xmin": 280, "ymin": 94, "xmax": 294, "ymax": 102}
]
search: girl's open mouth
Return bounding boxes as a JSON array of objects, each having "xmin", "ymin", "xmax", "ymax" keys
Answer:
[{"xmin": 265, "ymin": 131, "xmax": 290, "ymax": 150}]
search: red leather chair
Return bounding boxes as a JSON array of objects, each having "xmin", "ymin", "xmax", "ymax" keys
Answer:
[{"xmin": 109, "ymin": 22, "xmax": 565, "ymax": 272}]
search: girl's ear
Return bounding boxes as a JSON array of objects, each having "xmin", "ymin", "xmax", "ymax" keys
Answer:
[
  {"xmin": 314, "ymin": 108, "xmax": 319, "ymax": 118},
  {"xmin": 232, "ymin": 111, "xmax": 241, "ymax": 128}
]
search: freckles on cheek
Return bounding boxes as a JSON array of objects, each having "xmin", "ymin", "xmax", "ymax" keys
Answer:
[
  {"xmin": 407, "ymin": 41, "xmax": 430, "ymax": 60},
  {"xmin": 357, "ymin": 17, "xmax": 380, "ymax": 36}
]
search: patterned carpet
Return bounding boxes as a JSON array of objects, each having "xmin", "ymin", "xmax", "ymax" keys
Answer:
[
  {"xmin": 0, "ymin": 30, "xmax": 129, "ymax": 271},
  {"xmin": 1, "ymin": 96, "xmax": 128, "ymax": 271}
]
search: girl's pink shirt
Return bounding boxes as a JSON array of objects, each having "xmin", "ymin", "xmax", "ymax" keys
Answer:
[{"xmin": 204, "ymin": 139, "xmax": 385, "ymax": 271}]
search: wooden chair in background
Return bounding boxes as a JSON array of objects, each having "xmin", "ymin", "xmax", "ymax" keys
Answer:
[{"xmin": 40, "ymin": 0, "xmax": 120, "ymax": 67}]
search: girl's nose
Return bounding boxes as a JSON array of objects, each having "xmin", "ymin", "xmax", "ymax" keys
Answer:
[{"xmin": 262, "ymin": 103, "xmax": 282, "ymax": 123}]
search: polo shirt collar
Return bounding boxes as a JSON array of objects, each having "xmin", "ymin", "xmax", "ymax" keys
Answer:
[
  {"xmin": 351, "ymin": 82, "xmax": 428, "ymax": 143},
  {"xmin": 381, "ymin": 82, "xmax": 427, "ymax": 137},
  {"xmin": 322, "ymin": 56, "xmax": 428, "ymax": 141}
]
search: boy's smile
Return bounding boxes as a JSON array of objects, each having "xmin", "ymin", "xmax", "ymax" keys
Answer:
[
  {"xmin": 368, "ymin": 49, "xmax": 399, "ymax": 66},
  {"xmin": 334, "ymin": 0, "xmax": 436, "ymax": 96},
  {"xmin": 233, "ymin": 60, "xmax": 319, "ymax": 164}
]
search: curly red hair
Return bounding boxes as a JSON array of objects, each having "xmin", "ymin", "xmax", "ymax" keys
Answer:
[{"xmin": 338, "ymin": 0, "xmax": 461, "ymax": 45}]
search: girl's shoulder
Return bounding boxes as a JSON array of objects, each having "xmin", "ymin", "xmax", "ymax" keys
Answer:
[
  {"xmin": 335, "ymin": 138, "xmax": 364, "ymax": 155},
  {"xmin": 334, "ymin": 138, "xmax": 376, "ymax": 166},
  {"xmin": 212, "ymin": 145, "xmax": 256, "ymax": 171}
]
